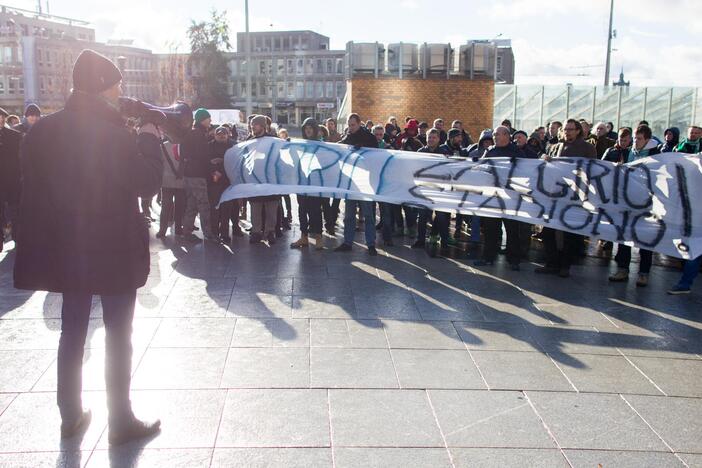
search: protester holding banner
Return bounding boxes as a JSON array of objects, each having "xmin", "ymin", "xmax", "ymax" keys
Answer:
[
  {"xmin": 334, "ymin": 113, "xmax": 379, "ymax": 256},
  {"xmin": 676, "ymin": 125, "xmax": 701, "ymax": 154},
  {"xmin": 536, "ymin": 119, "xmax": 597, "ymax": 278},
  {"xmin": 0, "ymin": 107, "xmax": 21, "ymax": 253},
  {"xmin": 156, "ymin": 140, "xmax": 185, "ymax": 239},
  {"xmin": 247, "ymin": 115, "xmax": 281, "ymax": 244},
  {"xmin": 291, "ymin": 118, "xmax": 325, "ymax": 250}
]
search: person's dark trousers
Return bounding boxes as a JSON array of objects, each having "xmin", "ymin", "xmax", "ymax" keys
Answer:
[
  {"xmin": 208, "ymin": 182, "xmax": 227, "ymax": 236},
  {"xmin": 323, "ymin": 198, "xmax": 340, "ymax": 232},
  {"xmin": 392, "ymin": 204, "xmax": 404, "ymax": 231},
  {"xmin": 504, "ymin": 219, "xmax": 531, "ymax": 265},
  {"xmin": 140, "ymin": 197, "xmax": 153, "ymax": 218},
  {"xmin": 430, "ymin": 212, "xmax": 451, "ymax": 243},
  {"xmin": 282, "ymin": 195, "xmax": 293, "ymax": 221},
  {"xmin": 542, "ymin": 227, "xmax": 578, "ymax": 269},
  {"xmin": 217, "ymin": 201, "xmax": 235, "ymax": 238},
  {"xmin": 298, "ymin": 195, "xmax": 323, "ymax": 235},
  {"xmin": 228, "ymin": 200, "xmax": 241, "ymax": 232},
  {"xmin": 417, "ymin": 209, "xmax": 432, "ymax": 242},
  {"xmin": 159, "ymin": 188, "xmax": 185, "ymax": 235},
  {"xmin": 58, "ymin": 291, "xmax": 136, "ymax": 426},
  {"xmin": 379, "ymin": 203, "xmax": 394, "ymax": 241},
  {"xmin": 481, "ymin": 217, "xmax": 503, "ymax": 262},
  {"xmin": 402, "ymin": 206, "xmax": 417, "ymax": 230},
  {"xmin": 615, "ymin": 245, "xmax": 653, "ymax": 274}
]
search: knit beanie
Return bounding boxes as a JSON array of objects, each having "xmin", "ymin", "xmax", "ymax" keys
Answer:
[
  {"xmin": 72, "ymin": 49, "xmax": 123, "ymax": 94},
  {"xmin": 194, "ymin": 108, "xmax": 211, "ymax": 125}
]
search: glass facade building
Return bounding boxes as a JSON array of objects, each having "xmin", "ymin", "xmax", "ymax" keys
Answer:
[{"xmin": 494, "ymin": 84, "xmax": 701, "ymax": 137}]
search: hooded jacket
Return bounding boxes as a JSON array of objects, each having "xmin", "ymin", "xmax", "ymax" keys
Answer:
[
  {"xmin": 466, "ymin": 130, "xmax": 494, "ymax": 160},
  {"xmin": 601, "ymin": 143, "xmax": 631, "ymax": 164},
  {"xmin": 301, "ymin": 117, "xmax": 320, "ymax": 141},
  {"xmin": 658, "ymin": 127, "xmax": 680, "ymax": 153},
  {"xmin": 628, "ymin": 139, "xmax": 661, "ymax": 162}
]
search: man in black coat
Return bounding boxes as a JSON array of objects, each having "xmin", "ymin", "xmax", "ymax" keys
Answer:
[
  {"xmin": 13, "ymin": 49, "xmax": 163, "ymax": 445},
  {"xmin": 0, "ymin": 107, "xmax": 22, "ymax": 252},
  {"xmin": 12, "ymin": 103, "xmax": 41, "ymax": 136}
]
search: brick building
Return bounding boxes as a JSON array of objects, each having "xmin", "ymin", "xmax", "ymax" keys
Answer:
[{"xmin": 342, "ymin": 76, "xmax": 494, "ymax": 141}]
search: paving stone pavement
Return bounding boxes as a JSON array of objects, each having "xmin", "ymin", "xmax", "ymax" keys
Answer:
[{"xmin": 1, "ymin": 219, "xmax": 701, "ymax": 468}]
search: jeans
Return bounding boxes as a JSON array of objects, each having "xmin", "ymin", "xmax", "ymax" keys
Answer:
[
  {"xmin": 343, "ymin": 199, "xmax": 376, "ymax": 247},
  {"xmin": 676, "ymin": 255, "xmax": 702, "ymax": 289},
  {"xmin": 58, "ymin": 291, "xmax": 136, "ymax": 426},
  {"xmin": 297, "ymin": 195, "xmax": 323, "ymax": 235},
  {"xmin": 614, "ymin": 245, "xmax": 653, "ymax": 274},
  {"xmin": 159, "ymin": 188, "xmax": 186, "ymax": 234}
]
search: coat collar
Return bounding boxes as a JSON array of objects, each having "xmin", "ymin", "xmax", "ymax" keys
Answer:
[{"xmin": 64, "ymin": 91, "xmax": 125, "ymax": 127}]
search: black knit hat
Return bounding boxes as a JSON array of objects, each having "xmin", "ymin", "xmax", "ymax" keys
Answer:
[
  {"xmin": 72, "ymin": 49, "xmax": 123, "ymax": 94},
  {"xmin": 24, "ymin": 103, "xmax": 41, "ymax": 117}
]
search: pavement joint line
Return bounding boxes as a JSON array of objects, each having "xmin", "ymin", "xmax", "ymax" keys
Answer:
[
  {"xmin": 522, "ymin": 391, "xmax": 574, "ymax": 468},
  {"xmin": 546, "ymin": 353, "xmax": 580, "ymax": 393},
  {"xmin": 382, "ymin": 326, "xmax": 402, "ymax": 389},
  {"xmin": 615, "ymin": 348, "xmax": 668, "ymax": 396},
  {"xmin": 425, "ymin": 389, "xmax": 456, "ymax": 468},
  {"xmin": 465, "ymin": 349, "xmax": 490, "ymax": 390},
  {"xmin": 618, "ymin": 394, "xmax": 689, "ymax": 467},
  {"xmin": 209, "ymin": 388, "xmax": 230, "ymax": 467},
  {"xmin": 326, "ymin": 389, "xmax": 336, "ymax": 468}
]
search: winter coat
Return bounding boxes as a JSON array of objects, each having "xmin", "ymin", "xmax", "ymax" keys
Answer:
[
  {"xmin": 13, "ymin": 91, "xmax": 163, "ymax": 294},
  {"xmin": 0, "ymin": 126, "xmax": 22, "ymax": 203},
  {"xmin": 339, "ymin": 126, "xmax": 377, "ymax": 149},
  {"xmin": 627, "ymin": 139, "xmax": 661, "ymax": 163},
  {"xmin": 482, "ymin": 143, "xmax": 526, "ymax": 159},
  {"xmin": 676, "ymin": 138, "xmax": 701, "ymax": 154},
  {"xmin": 658, "ymin": 127, "xmax": 680, "ymax": 153},
  {"xmin": 601, "ymin": 144, "xmax": 631, "ymax": 164},
  {"xmin": 594, "ymin": 135, "xmax": 616, "ymax": 158},
  {"xmin": 160, "ymin": 142, "xmax": 184, "ymax": 190},
  {"xmin": 418, "ymin": 145, "xmax": 451, "ymax": 156},
  {"xmin": 181, "ymin": 124, "xmax": 211, "ymax": 178},
  {"xmin": 439, "ymin": 141, "xmax": 470, "ymax": 158},
  {"xmin": 548, "ymin": 137, "xmax": 597, "ymax": 159}
]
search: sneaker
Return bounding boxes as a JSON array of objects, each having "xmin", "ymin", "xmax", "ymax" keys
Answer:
[
  {"xmin": 534, "ymin": 265, "xmax": 558, "ymax": 275},
  {"xmin": 608, "ymin": 269, "xmax": 629, "ymax": 282},
  {"xmin": 411, "ymin": 240, "xmax": 425, "ymax": 249},
  {"xmin": 667, "ymin": 285, "xmax": 691, "ymax": 295},
  {"xmin": 473, "ymin": 259, "xmax": 494, "ymax": 266},
  {"xmin": 368, "ymin": 246, "xmax": 378, "ymax": 256},
  {"xmin": 636, "ymin": 274, "xmax": 649, "ymax": 287},
  {"xmin": 334, "ymin": 243, "xmax": 352, "ymax": 252},
  {"xmin": 428, "ymin": 235, "xmax": 440, "ymax": 246},
  {"xmin": 60, "ymin": 409, "xmax": 92, "ymax": 439},
  {"xmin": 108, "ymin": 417, "xmax": 161, "ymax": 446}
]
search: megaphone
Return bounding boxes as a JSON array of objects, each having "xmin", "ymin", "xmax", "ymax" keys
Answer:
[{"xmin": 118, "ymin": 97, "xmax": 193, "ymax": 142}]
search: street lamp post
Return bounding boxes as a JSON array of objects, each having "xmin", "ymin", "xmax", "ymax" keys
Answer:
[
  {"xmin": 244, "ymin": 0, "xmax": 252, "ymax": 118},
  {"xmin": 604, "ymin": 0, "xmax": 614, "ymax": 86}
]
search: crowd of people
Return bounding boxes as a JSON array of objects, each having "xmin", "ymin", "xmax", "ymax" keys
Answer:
[
  {"xmin": 1, "ymin": 48, "xmax": 700, "ymax": 446},
  {"xmin": 139, "ymin": 108, "xmax": 702, "ymax": 295}
]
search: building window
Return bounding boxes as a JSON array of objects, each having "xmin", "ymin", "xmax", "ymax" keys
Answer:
[
  {"xmin": 326, "ymin": 59, "xmax": 332, "ymax": 74},
  {"xmin": 283, "ymin": 37, "xmax": 289, "ymax": 50},
  {"xmin": 240, "ymin": 82, "xmax": 247, "ymax": 98},
  {"xmin": 326, "ymin": 81, "xmax": 334, "ymax": 98},
  {"xmin": 230, "ymin": 60, "xmax": 238, "ymax": 75},
  {"xmin": 19, "ymin": 77, "xmax": 24, "ymax": 93},
  {"xmin": 287, "ymin": 59, "xmax": 294, "ymax": 75},
  {"xmin": 306, "ymin": 59, "xmax": 314, "ymax": 75},
  {"xmin": 276, "ymin": 58, "xmax": 284, "ymax": 76},
  {"xmin": 4, "ymin": 46, "xmax": 12, "ymax": 63},
  {"xmin": 259, "ymin": 60, "xmax": 266, "ymax": 75},
  {"xmin": 315, "ymin": 82, "xmax": 324, "ymax": 98},
  {"xmin": 336, "ymin": 59, "xmax": 343, "ymax": 74},
  {"xmin": 277, "ymin": 82, "xmax": 284, "ymax": 97},
  {"xmin": 0, "ymin": 79, "xmax": 4, "ymax": 95},
  {"xmin": 496, "ymin": 55, "xmax": 503, "ymax": 75},
  {"xmin": 316, "ymin": 59, "xmax": 323, "ymax": 74},
  {"xmin": 8, "ymin": 79, "xmax": 15, "ymax": 95},
  {"xmin": 295, "ymin": 81, "xmax": 304, "ymax": 99},
  {"xmin": 336, "ymin": 81, "xmax": 344, "ymax": 98},
  {"xmin": 296, "ymin": 59, "xmax": 303, "ymax": 75},
  {"xmin": 305, "ymin": 81, "xmax": 313, "ymax": 98}
]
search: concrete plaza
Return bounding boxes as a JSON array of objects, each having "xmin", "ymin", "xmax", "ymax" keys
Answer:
[{"xmin": 0, "ymin": 221, "xmax": 701, "ymax": 467}]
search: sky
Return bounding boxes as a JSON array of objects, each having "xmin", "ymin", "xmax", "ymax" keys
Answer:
[{"xmin": 5, "ymin": 0, "xmax": 701, "ymax": 87}]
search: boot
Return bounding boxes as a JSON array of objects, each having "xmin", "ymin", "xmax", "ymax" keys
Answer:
[
  {"xmin": 636, "ymin": 273, "xmax": 649, "ymax": 287},
  {"xmin": 290, "ymin": 234, "xmax": 309, "ymax": 248},
  {"xmin": 313, "ymin": 234, "xmax": 324, "ymax": 250},
  {"xmin": 608, "ymin": 268, "xmax": 629, "ymax": 282}
]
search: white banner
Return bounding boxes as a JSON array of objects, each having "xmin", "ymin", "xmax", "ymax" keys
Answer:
[{"xmin": 222, "ymin": 136, "xmax": 702, "ymax": 259}]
